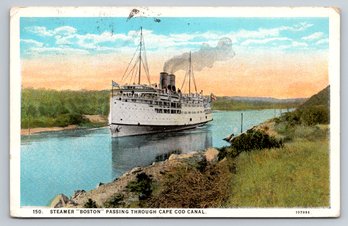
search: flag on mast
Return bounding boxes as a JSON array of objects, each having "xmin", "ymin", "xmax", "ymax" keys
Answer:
[
  {"xmin": 210, "ymin": 93, "xmax": 217, "ymax": 101},
  {"xmin": 112, "ymin": 80, "xmax": 119, "ymax": 87}
]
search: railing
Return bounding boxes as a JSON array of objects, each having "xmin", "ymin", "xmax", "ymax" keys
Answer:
[{"xmin": 112, "ymin": 88, "xmax": 211, "ymax": 109}]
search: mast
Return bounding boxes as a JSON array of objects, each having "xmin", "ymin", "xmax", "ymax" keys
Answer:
[
  {"xmin": 121, "ymin": 26, "xmax": 151, "ymax": 85},
  {"xmin": 138, "ymin": 26, "xmax": 143, "ymax": 85},
  {"xmin": 189, "ymin": 51, "xmax": 191, "ymax": 95}
]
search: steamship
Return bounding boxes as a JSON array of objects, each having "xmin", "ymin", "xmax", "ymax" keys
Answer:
[{"xmin": 109, "ymin": 27, "xmax": 213, "ymax": 137}]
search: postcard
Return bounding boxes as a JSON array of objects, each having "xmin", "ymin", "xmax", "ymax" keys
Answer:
[{"xmin": 10, "ymin": 6, "xmax": 340, "ymax": 218}]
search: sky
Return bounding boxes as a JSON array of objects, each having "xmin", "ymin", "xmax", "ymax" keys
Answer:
[{"xmin": 20, "ymin": 16, "xmax": 329, "ymax": 98}]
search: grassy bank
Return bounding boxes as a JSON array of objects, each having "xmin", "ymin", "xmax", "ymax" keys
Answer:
[
  {"xmin": 226, "ymin": 124, "xmax": 329, "ymax": 207},
  {"xmin": 21, "ymin": 89, "xmax": 109, "ymax": 129},
  {"xmin": 223, "ymin": 86, "xmax": 330, "ymax": 207}
]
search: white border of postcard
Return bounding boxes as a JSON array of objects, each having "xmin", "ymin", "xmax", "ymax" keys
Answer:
[{"xmin": 10, "ymin": 6, "xmax": 340, "ymax": 218}]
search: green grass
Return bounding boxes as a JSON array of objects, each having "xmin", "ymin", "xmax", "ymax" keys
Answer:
[
  {"xmin": 225, "ymin": 127, "xmax": 329, "ymax": 207},
  {"xmin": 21, "ymin": 88, "xmax": 109, "ymax": 128}
]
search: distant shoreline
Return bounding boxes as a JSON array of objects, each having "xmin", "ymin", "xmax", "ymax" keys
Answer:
[
  {"xmin": 21, "ymin": 125, "xmax": 78, "ymax": 136},
  {"xmin": 21, "ymin": 114, "xmax": 108, "ymax": 136}
]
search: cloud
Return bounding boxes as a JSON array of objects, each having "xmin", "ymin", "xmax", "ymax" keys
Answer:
[
  {"xmin": 287, "ymin": 22, "xmax": 313, "ymax": 31},
  {"xmin": 54, "ymin": 29, "xmax": 133, "ymax": 49},
  {"xmin": 316, "ymin": 38, "xmax": 329, "ymax": 45},
  {"xmin": 28, "ymin": 46, "xmax": 90, "ymax": 56},
  {"xmin": 302, "ymin": 32, "xmax": 324, "ymax": 40},
  {"xmin": 21, "ymin": 21, "xmax": 323, "ymax": 58},
  {"xmin": 277, "ymin": 41, "xmax": 309, "ymax": 50},
  {"xmin": 240, "ymin": 37, "xmax": 291, "ymax": 46},
  {"xmin": 54, "ymin": 26, "xmax": 77, "ymax": 35},
  {"xmin": 55, "ymin": 35, "xmax": 76, "ymax": 45},
  {"xmin": 25, "ymin": 26, "xmax": 54, "ymax": 37},
  {"xmin": 229, "ymin": 22, "xmax": 317, "ymax": 51},
  {"xmin": 75, "ymin": 31, "xmax": 131, "ymax": 49},
  {"xmin": 228, "ymin": 22, "xmax": 315, "ymax": 51},
  {"xmin": 26, "ymin": 25, "xmax": 77, "ymax": 37},
  {"xmin": 232, "ymin": 28, "xmax": 280, "ymax": 42},
  {"xmin": 26, "ymin": 26, "xmax": 217, "ymax": 53},
  {"xmin": 169, "ymin": 33, "xmax": 195, "ymax": 41},
  {"xmin": 232, "ymin": 22, "xmax": 313, "ymax": 43},
  {"xmin": 291, "ymin": 41, "xmax": 308, "ymax": 47},
  {"xmin": 21, "ymin": 39, "xmax": 44, "ymax": 47}
]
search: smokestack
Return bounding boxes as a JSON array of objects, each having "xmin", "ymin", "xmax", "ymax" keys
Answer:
[
  {"xmin": 169, "ymin": 74, "xmax": 176, "ymax": 91},
  {"xmin": 159, "ymin": 72, "xmax": 169, "ymax": 89},
  {"xmin": 163, "ymin": 37, "xmax": 235, "ymax": 74}
]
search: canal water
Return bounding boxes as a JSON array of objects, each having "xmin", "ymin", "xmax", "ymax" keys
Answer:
[{"xmin": 20, "ymin": 109, "xmax": 285, "ymax": 206}]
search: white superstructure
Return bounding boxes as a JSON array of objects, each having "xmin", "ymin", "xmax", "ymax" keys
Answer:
[
  {"xmin": 109, "ymin": 27, "xmax": 213, "ymax": 137},
  {"xmin": 109, "ymin": 84, "xmax": 213, "ymax": 137}
]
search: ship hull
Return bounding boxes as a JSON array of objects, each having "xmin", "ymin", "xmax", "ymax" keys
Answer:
[{"xmin": 110, "ymin": 120, "xmax": 212, "ymax": 137}]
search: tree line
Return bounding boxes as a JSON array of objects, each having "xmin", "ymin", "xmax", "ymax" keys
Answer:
[{"xmin": 21, "ymin": 88, "xmax": 110, "ymax": 128}]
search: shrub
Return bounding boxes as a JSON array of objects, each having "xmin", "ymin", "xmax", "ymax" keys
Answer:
[
  {"xmin": 218, "ymin": 130, "xmax": 282, "ymax": 160},
  {"xmin": 279, "ymin": 111, "xmax": 301, "ymax": 126},
  {"xmin": 55, "ymin": 114, "xmax": 71, "ymax": 127},
  {"xmin": 218, "ymin": 146, "xmax": 240, "ymax": 160},
  {"xmin": 276, "ymin": 101, "xmax": 329, "ymax": 128},
  {"xmin": 127, "ymin": 172, "xmax": 153, "ymax": 199},
  {"xmin": 84, "ymin": 198, "xmax": 98, "ymax": 208},
  {"xmin": 68, "ymin": 113, "xmax": 88, "ymax": 125},
  {"xmin": 231, "ymin": 129, "xmax": 283, "ymax": 152},
  {"xmin": 50, "ymin": 113, "xmax": 89, "ymax": 127},
  {"xmin": 300, "ymin": 105, "xmax": 329, "ymax": 126},
  {"xmin": 103, "ymin": 193, "xmax": 124, "ymax": 208},
  {"xmin": 196, "ymin": 157, "xmax": 208, "ymax": 172}
]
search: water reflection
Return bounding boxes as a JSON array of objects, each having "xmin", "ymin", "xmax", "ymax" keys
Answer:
[{"xmin": 111, "ymin": 127, "xmax": 212, "ymax": 178}]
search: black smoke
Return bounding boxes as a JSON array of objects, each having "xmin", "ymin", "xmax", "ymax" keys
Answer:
[{"xmin": 163, "ymin": 37, "xmax": 235, "ymax": 73}]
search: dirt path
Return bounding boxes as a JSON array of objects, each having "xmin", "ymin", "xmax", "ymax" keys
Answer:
[
  {"xmin": 21, "ymin": 125, "xmax": 78, "ymax": 136},
  {"xmin": 84, "ymin": 115, "xmax": 107, "ymax": 123}
]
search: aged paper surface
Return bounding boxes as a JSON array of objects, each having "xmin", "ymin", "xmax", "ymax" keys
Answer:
[{"xmin": 10, "ymin": 7, "xmax": 340, "ymax": 218}]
